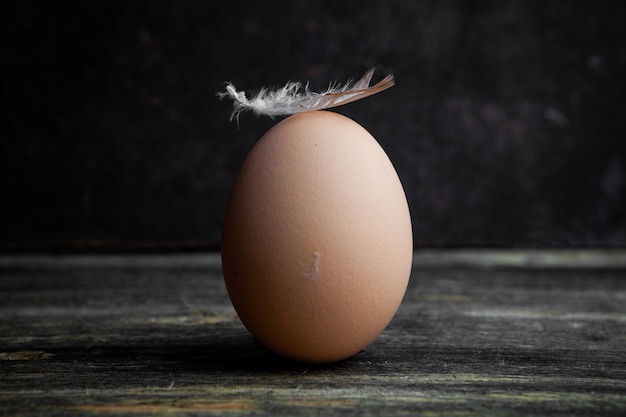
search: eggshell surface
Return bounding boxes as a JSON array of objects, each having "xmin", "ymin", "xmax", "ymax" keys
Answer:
[{"xmin": 221, "ymin": 110, "xmax": 412, "ymax": 363}]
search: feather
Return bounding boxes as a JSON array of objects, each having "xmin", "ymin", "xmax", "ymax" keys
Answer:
[{"xmin": 218, "ymin": 68, "xmax": 395, "ymax": 121}]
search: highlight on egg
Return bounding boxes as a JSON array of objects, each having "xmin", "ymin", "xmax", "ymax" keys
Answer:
[{"xmin": 219, "ymin": 70, "xmax": 412, "ymax": 363}]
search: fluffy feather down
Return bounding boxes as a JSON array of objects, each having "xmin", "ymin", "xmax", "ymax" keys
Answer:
[{"xmin": 218, "ymin": 68, "xmax": 394, "ymax": 120}]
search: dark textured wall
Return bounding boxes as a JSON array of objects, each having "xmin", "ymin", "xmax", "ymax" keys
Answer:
[{"xmin": 2, "ymin": 1, "xmax": 625, "ymax": 250}]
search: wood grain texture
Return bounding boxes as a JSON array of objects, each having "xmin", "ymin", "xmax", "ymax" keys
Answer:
[{"xmin": 1, "ymin": 251, "xmax": 625, "ymax": 416}]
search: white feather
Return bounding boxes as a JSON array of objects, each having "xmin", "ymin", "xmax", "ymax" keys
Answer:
[{"xmin": 218, "ymin": 68, "xmax": 395, "ymax": 120}]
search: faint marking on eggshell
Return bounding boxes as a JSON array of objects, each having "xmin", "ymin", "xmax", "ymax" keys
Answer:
[{"xmin": 304, "ymin": 252, "xmax": 321, "ymax": 280}]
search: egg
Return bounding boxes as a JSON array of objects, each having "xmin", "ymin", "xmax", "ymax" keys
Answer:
[{"xmin": 221, "ymin": 110, "xmax": 412, "ymax": 363}]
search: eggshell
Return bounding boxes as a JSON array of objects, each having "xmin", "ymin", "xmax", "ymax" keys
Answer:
[{"xmin": 221, "ymin": 110, "xmax": 412, "ymax": 363}]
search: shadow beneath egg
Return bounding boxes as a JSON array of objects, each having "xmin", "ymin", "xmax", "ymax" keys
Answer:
[{"xmin": 157, "ymin": 335, "xmax": 362, "ymax": 374}]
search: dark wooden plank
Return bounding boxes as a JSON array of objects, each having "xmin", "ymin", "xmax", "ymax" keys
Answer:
[{"xmin": 1, "ymin": 251, "xmax": 625, "ymax": 416}]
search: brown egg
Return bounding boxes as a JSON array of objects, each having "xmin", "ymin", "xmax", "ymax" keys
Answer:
[{"xmin": 221, "ymin": 110, "xmax": 412, "ymax": 363}]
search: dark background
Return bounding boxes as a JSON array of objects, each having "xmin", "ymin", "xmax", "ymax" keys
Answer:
[{"xmin": 2, "ymin": 0, "xmax": 625, "ymax": 251}]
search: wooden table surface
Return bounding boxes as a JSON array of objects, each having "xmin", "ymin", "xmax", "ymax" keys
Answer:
[{"xmin": 1, "ymin": 250, "xmax": 625, "ymax": 416}]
